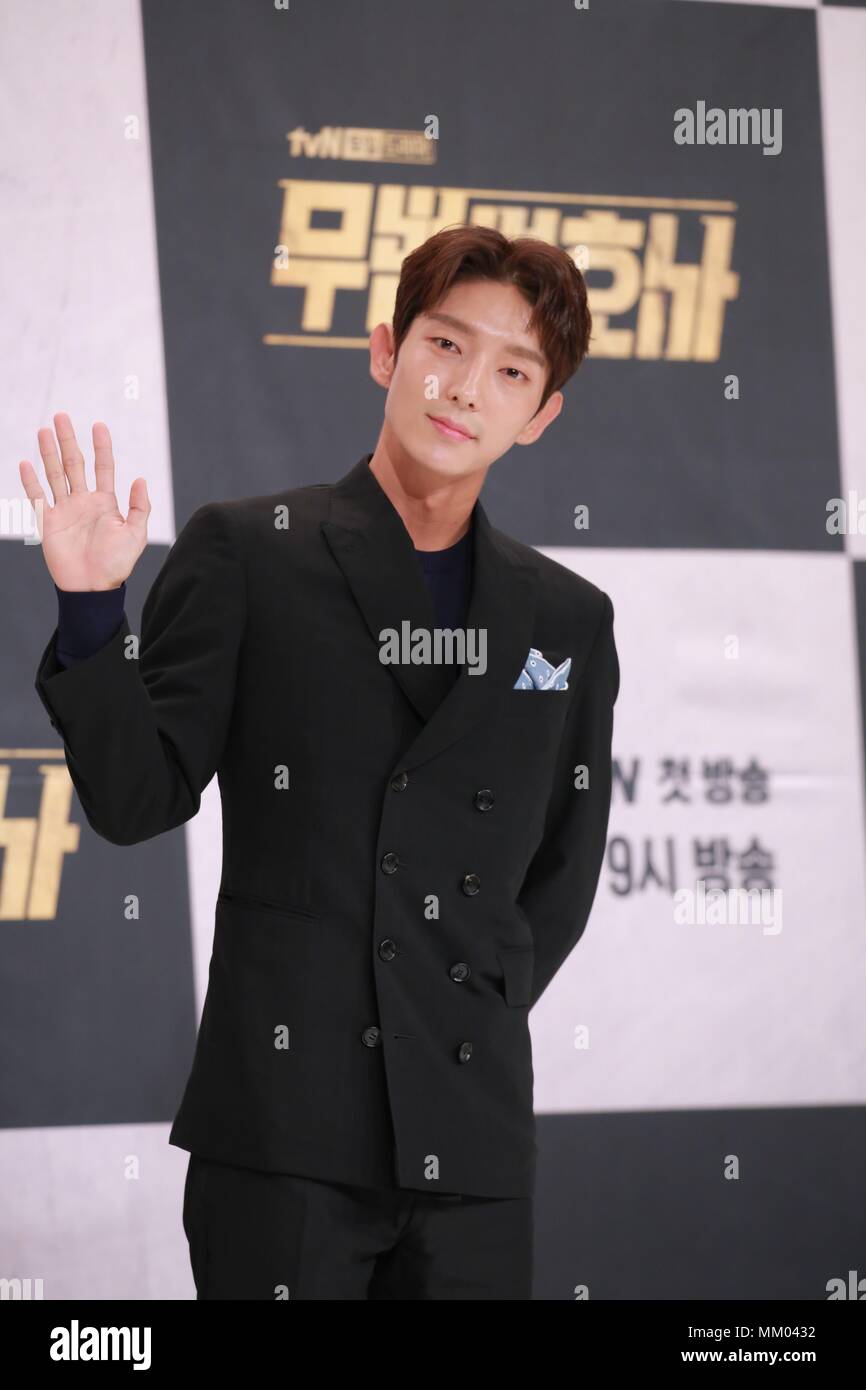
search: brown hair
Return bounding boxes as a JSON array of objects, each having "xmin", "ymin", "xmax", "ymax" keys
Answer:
[{"xmin": 391, "ymin": 224, "xmax": 592, "ymax": 414}]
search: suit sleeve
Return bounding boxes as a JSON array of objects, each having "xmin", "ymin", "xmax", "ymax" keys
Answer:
[
  {"xmin": 517, "ymin": 591, "xmax": 620, "ymax": 1009},
  {"xmin": 33, "ymin": 502, "xmax": 246, "ymax": 846}
]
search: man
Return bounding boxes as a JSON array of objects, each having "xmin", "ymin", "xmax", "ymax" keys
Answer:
[{"xmin": 22, "ymin": 224, "xmax": 620, "ymax": 1300}]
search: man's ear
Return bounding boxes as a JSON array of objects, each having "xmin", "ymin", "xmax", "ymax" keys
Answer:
[
  {"xmin": 369, "ymin": 322, "xmax": 397, "ymax": 390},
  {"xmin": 515, "ymin": 390, "xmax": 564, "ymax": 446}
]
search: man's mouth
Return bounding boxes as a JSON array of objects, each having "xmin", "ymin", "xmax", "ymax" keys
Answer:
[{"xmin": 427, "ymin": 414, "xmax": 476, "ymax": 442}]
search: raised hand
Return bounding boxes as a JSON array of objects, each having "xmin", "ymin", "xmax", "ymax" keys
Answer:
[{"xmin": 19, "ymin": 413, "xmax": 150, "ymax": 592}]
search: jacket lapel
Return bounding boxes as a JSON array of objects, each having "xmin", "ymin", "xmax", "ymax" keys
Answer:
[{"xmin": 321, "ymin": 454, "xmax": 539, "ymax": 769}]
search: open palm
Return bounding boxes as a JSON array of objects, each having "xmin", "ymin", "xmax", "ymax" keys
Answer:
[{"xmin": 19, "ymin": 413, "xmax": 150, "ymax": 592}]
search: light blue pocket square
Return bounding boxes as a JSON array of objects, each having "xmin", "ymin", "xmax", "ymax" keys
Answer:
[{"xmin": 513, "ymin": 647, "xmax": 572, "ymax": 690}]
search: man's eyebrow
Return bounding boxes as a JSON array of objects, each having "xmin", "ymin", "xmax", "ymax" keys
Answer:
[{"xmin": 423, "ymin": 312, "xmax": 547, "ymax": 369}]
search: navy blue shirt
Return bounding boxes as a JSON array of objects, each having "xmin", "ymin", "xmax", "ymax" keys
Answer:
[
  {"xmin": 53, "ymin": 581, "xmax": 126, "ymax": 668},
  {"xmin": 413, "ymin": 519, "xmax": 474, "ymax": 684},
  {"xmin": 53, "ymin": 521, "xmax": 475, "ymax": 671},
  {"xmin": 413, "ymin": 520, "xmax": 473, "ymax": 630}
]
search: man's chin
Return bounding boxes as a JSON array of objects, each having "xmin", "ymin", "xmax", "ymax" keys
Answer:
[{"xmin": 409, "ymin": 430, "xmax": 489, "ymax": 477}]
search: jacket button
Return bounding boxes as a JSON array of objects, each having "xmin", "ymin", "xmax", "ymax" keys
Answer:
[
  {"xmin": 390, "ymin": 770, "xmax": 409, "ymax": 792},
  {"xmin": 461, "ymin": 873, "xmax": 481, "ymax": 896},
  {"xmin": 361, "ymin": 1025, "xmax": 382, "ymax": 1047},
  {"xmin": 449, "ymin": 962, "xmax": 471, "ymax": 983},
  {"xmin": 474, "ymin": 788, "xmax": 494, "ymax": 812},
  {"xmin": 378, "ymin": 939, "xmax": 397, "ymax": 961},
  {"xmin": 457, "ymin": 1042, "xmax": 473, "ymax": 1063},
  {"xmin": 380, "ymin": 851, "xmax": 400, "ymax": 874}
]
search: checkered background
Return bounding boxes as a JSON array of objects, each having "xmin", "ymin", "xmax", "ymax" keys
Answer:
[{"xmin": 2, "ymin": 0, "xmax": 865, "ymax": 1299}]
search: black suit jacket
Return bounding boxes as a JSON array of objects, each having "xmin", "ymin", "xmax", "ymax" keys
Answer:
[{"xmin": 34, "ymin": 453, "xmax": 619, "ymax": 1198}]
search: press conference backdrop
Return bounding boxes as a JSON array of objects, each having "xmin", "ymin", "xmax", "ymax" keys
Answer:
[{"xmin": 2, "ymin": 0, "xmax": 865, "ymax": 1300}]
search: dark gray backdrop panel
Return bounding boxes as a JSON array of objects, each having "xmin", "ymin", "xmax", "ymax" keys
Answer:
[
  {"xmin": 1, "ymin": 542, "xmax": 196, "ymax": 1129},
  {"xmin": 141, "ymin": 0, "xmax": 839, "ymax": 550},
  {"xmin": 534, "ymin": 1109, "xmax": 866, "ymax": 1300}
]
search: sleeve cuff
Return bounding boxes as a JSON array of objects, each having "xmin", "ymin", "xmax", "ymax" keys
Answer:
[{"xmin": 54, "ymin": 581, "xmax": 127, "ymax": 667}]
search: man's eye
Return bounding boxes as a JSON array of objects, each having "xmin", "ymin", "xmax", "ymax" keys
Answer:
[{"xmin": 431, "ymin": 338, "xmax": 526, "ymax": 380}]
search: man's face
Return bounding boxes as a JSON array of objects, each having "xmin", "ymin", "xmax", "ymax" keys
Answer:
[{"xmin": 371, "ymin": 278, "xmax": 563, "ymax": 482}]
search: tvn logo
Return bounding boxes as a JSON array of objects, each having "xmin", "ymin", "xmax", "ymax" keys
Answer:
[
  {"xmin": 0, "ymin": 749, "xmax": 78, "ymax": 919},
  {"xmin": 286, "ymin": 124, "xmax": 436, "ymax": 165}
]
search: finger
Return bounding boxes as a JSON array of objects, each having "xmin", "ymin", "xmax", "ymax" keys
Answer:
[
  {"xmin": 92, "ymin": 421, "xmax": 116, "ymax": 493},
  {"xmin": 19, "ymin": 460, "xmax": 49, "ymax": 540},
  {"xmin": 37, "ymin": 426, "xmax": 69, "ymax": 505},
  {"xmin": 19, "ymin": 459, "xmax": 48, "ymax": 508},
  {"xmin": 53, "ymin": 411, "xmax": 88, "ymax": 493},
  {"xmin": 125, "ymin": 477, "xmax": 150, "ymax": 539}
]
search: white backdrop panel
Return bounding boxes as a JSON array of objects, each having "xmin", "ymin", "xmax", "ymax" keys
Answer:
[
  {"xmin": 0, "ymin": 0, "xmax": 175, "ymax": 541},
  {"xmin": 531, "ymin": 547, "xmax": 866, "ymax": 1112}
]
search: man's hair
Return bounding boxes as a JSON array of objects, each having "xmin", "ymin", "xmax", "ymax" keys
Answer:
[{"xmin": 391, "ymin": 224, "xmax": 592, "ymax": 415}]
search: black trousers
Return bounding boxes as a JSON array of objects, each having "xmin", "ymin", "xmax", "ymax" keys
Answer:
[{"xmin": 182, "ymin": 1153, "xmax": 533, "ymax": 1300}]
